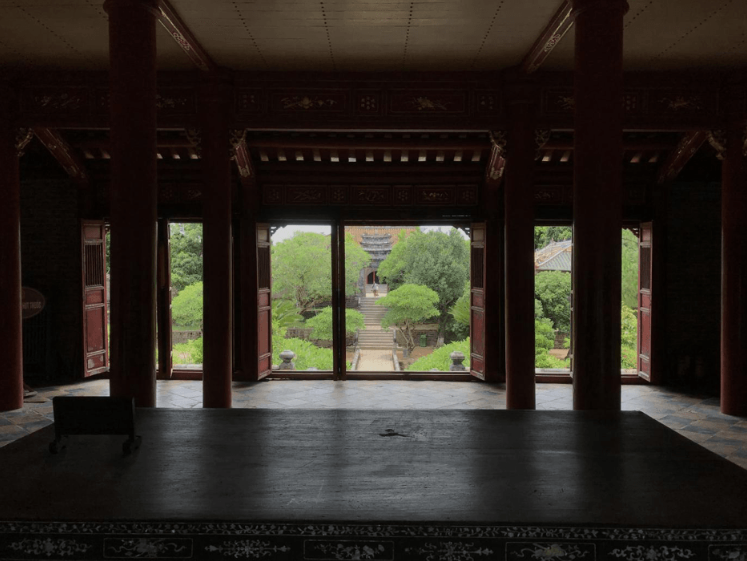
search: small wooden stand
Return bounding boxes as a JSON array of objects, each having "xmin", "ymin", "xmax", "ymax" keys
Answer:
[{"xmin": 49, "ymin": 396, "xmax": 141, "ymax": 455}]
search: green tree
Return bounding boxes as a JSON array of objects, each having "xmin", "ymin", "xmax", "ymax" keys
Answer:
[
  {"xmin": 621, "ymin": 229, "xmax": 639, "ymax": 310},
  {"xmin": 306, "ymin": 306, "xmax": 366, "ymax": 341},
  {"xmin": 535, "ymin": 318, "xmax": 567, "ymax": 368},
  {"xmin": 407, "ymin": 338, "xmax": 470, "ymax": 371},
  {"xmin": 377, "ymin": 284, "xmax": 440, "ymax": 354},
  {"xmin": 621, "ymin": 303, "xmax": 638, "ymax": 369},
  {"xmin": 169, "ymin": 223, "xmax": 203, "ymax": 293},
  {"xmin": 534, "ymin": 270, "xmax": 571, "ymax": 332},
  {"xmin": 534, "ymin": 226, "xmax": 572, "ymax": 250},
  {"xmin": 271, "ymin": 232, "xmax": 371, "ymax": 314},
  {"xmin": 344, "ymin": 233, "xmax": 372, "ymax": 295},
  {"xmin": 450, "ymin": 282, "xmax": 470, "ymax": 326},
  {"xmin": 377, "ymin": 228, "xmax": 469, "ymax": 339},
  {"xmin": 171, "ymin": 282, "xmax": 202, "ymax": 328}
]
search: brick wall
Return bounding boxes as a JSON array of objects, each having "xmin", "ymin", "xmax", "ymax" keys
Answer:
[
  {"xmin": 664, "ymin": 181, "xmax": 721, "ymax": 393},
  {"xmin": 20, "ymin": 178, "xmax": 83, "ymax": 381}
]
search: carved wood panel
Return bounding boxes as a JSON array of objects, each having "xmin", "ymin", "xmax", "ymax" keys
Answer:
[{"xmin": 260, "ymin": 184, "xmax": 481, "ymax": 208}]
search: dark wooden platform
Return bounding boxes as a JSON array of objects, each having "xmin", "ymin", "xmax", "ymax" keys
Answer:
[{"xmin": 1, "ymin": 409, "xmax": 746, "ymax": 560}]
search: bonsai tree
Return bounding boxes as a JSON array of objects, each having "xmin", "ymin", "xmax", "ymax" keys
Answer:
[{"xmin": 376, "ymin": 284, "xmax": 439, "ymax": 355}]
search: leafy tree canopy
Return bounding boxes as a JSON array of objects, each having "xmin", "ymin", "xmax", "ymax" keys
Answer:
[
  {"xmin": 271, "ymin": 232, "xmax": 371, "ymax": 313},
  {"xmin": 534, "ymin": 226, "xmax": 572, "ymax": 250},
  {"xmin": 534, "ymin": 270, "xmax": 571, "ymax": 332},
  {"xmin": 306, "ymin": 306, "xmax": 366, "ymax": 341},
  {"xmin": 170, "ymin": 223, "xmax": 203, "ymax": 293},
  {"xmin": 171, "ymin": 281, "xmax": 203, "ymax": 328},
  {"xmin": 450, "ymin": 282, "xmax": 470, "ymax": 327},
  {"xmin": 621, "ymin": 229, "xmax": 639, "ymax": 310},
  {"xmin": 377, "ymin": 284, "xmax": 439, "ymax": 353},
  {"xmin": 377, "ymin": 228, "xmax": 469, "ymax": 337}
]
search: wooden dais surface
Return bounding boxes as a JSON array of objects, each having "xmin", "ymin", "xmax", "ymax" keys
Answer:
[{"xmin": 1, "ymin": 409, "xmax": 746, "ymax": 526}]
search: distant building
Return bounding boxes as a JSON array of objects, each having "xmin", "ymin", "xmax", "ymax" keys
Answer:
[
  {"xmin": 346, "ymin": 226, "xmax": 417, "ymax": 288},
  {"xmin": 534, "ymin": 240, "xmax": 572, "ymax": 274}
]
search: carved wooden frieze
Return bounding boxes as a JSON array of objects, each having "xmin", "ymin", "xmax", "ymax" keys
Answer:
[
  {"xmin": 236, "ymin": 88, "xmax": 263, "ymax": 114},
  {"xmin": 355, "ymin": 91, "xmax": 381, "ymax": 115},
  {"xmin": 394, "ymin": 185, "xmax": 413, "ymax": 205},
  {"xmin": 22, "ymin": 88, "xmax": 88, "ymax": 114},
  {"xmin": 541, "ymin": 86, "xmax": 719, "ymax": 122},
  {"xmin": 476, "ymin": 92, "xmax": 501, "ymax": 114},
  {"xmin": 263, "ymin": 185, "xmax": 284, "ymax": 205},
  {"xmin": 286, "ymin": 185, "xmax": 327, "ymax": 204},
  {"xmin": 260, "ymin": 184, "xmax": 480, "ymax": 208},
  {"xmin": 271, "ymin": 91, "xmax": 348, "ymax": 113},
  {"xmin": 329, "ymin": 185, "xmax": 348, "ymax": 204},
  {"xmin": 534, "ymin": 185, "xmax": 564, "ymax": 205},
  {"xmin": 351, "ymin": 185, "xmax": 390, "ymax": 205},
  {"xmin": 458, "ymin": 186, "xmax": 478, "ymax": 205},
  {"xmin": 650, "ymin": 88, "xmax": 717, "ymax": 115},
  {"xmin": 156, "ymin": 89, "xmax": 195, "ymax": 115},
  {"xmin": 389, "ymin": 91, "xmax": 467, "ymax": 114},
  {"xmin": 415, "ymin": 186, "xmax": 456, "ymax": 205},
  {"xmin": 158, "ymin": 183, "xmax": 203, "ymax": 203}
]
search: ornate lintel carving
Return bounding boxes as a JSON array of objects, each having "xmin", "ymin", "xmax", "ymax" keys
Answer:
[
  {"xmin": 15, "ymin": 128, "xmax": 33, "ymax": 157},
  {"xmin": 183, "ymin": 128, "xmax": 201, "ymax": 157},
  {"xmin": 229, "ymin": 128, "xmax": 246, "ymax": 159},
  {"xmin": 489, "ymin": 130, "xmax": 507, "ymax": 156},
  {"xmin": 535, "ymin": 129, "xmax": 551, "ymax": 160}
]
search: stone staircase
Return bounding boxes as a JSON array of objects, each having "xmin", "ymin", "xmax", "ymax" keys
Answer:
[{"xmin": 357, "ymin": 296, "xmax": 392, "ymax": 349}]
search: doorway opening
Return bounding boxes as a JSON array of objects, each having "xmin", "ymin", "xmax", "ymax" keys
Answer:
[
  {"xmin": 533, "ymin": 224, "xmax": 649, "ymax": 381},
  {"xmin": 269, "ymin": 224, "xmax": 335, "ymax": 373},
  {"xmin": 169, "ymin": 222, "xmax": 203, "ymax": 370},
  {"xmin": 343, "ymin": 225, "xmax": 471, "ymax": 374}
]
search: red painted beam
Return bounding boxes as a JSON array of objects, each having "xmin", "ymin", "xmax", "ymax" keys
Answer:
[
  {"xmin": 520, "ymin": 1, "xmax": 575, "ymax": 75},
  {"xmin": 656, "ymin": 131, "xmax": 707, "ymax": 184},
  {"xmin": 157, "ymin": 0, "xmax": 217, "ymax": 72},
  {"xmin": 32, "ymin": 128, "xmax": 89, "ymax": 187}
]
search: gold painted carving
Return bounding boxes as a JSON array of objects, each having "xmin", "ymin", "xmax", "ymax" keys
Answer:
[
  {"xmin": 411, "ymin": 97, "xmax": 448, "ymax": 111},
  {"xmin": 281, "ymin": 96, "xmax": 337, "ymax": 110},
  {"xmin": 15, "ymin": 128, "xmax": 33, "ymax": 157}
]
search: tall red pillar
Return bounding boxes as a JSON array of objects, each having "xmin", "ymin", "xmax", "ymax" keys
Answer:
[
  {"xmin": 571, "ymin": 0, "xmax": 627, "ymax": 410},
  {"xmin": 0, "ymin": 87, "xmax": 24, "ymax": 412},
  {"xmin": 200, "ymin": 76, "xmax": 233, "ymax": 408},
  {"xmin": 504, "ymin": 84, "xmax": 537, "ymax": 409},
  {"xmin": 105, "ymin": 0, "xmax": 158, "ymax": 407},
  {"xmin": 721, "ymin": 76, "xmax": 747, "ymax": 417}
]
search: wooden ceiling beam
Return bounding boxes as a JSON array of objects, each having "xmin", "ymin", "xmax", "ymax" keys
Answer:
[
  {"xmin": 157, "ymin": 0, "xmax": 218, "ymax": 72},
  {"xmin": 256, "ymin": 162, "xmax": 485, "ymax": 175},
  {"xmin": 520, "ymin": 1, "xmax": 575, "ymax": 74},
  {"xmin": 243, "ymin": 138, "xmax": 490, "ymax": 152},
  {"xmin": 32, "ymin": 128, "xmax": 89, "ymax": 187},
  {"xmin": 656, "ymin": 131, "xmax": 707, "ymax": 184}
]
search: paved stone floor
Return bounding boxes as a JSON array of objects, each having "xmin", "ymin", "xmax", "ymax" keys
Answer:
[
  {"xmin": 2, "ymin": 379, "xmax": 747, "ymax": 470},
  {"xmin": 356, "ymin": 349, "xmax": 396, "ymax": 370}
]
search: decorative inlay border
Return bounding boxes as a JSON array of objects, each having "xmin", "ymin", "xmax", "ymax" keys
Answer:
[{"xmin": 1, "ymin": 522, "xmax": 746, "ymax": 561}]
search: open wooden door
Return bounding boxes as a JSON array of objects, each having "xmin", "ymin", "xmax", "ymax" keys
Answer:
[
  {"xmin": 638, "ymin": 222, "xmax": 652, "ymax": 381},
  {"xmin": 81, "ymin": 220, "xmax": 109, "ymax": 377},
  {"xmin": 470, "ymin": 223, "xmax": 487, "ymax": 380},
  {"xmin": 257, "ymin": 223, "xmax": 272, "ymax": 380},
  {"xmin": 156, "ymin": 219, "xmax": 172, "ymax": 379}
]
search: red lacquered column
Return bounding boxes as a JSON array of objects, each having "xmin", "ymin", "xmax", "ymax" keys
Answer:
[
  {"xmin": 721, "ymin": 77, "xmax": 747, "ymax": 417},
  {"xmin": 504, "ymin": 87, "xmax": 537, "ymax": 410},
  {"xmin": 571, "ymin": 0, "xmax": 627, "ymax": 410},
  {"xmin": 105, "ymin": 0, "xmax": 158, "ymax": 407},
  {"xmin": 0, "ymin": 87, "xmax": 24, "ymax": 412},
  {"xmin": 200, "ymin": 77, "xmax": 233, "ymax": 408}
]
